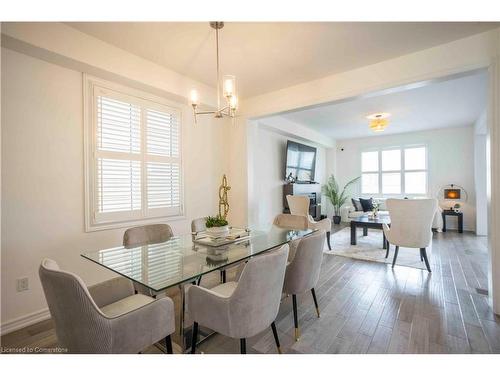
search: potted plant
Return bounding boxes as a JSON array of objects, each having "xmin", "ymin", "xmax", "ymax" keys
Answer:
[
  {"xmin": 205, "ymin": 215, "xmax": 229, "ymax": 238},
  {"xmin": 322, "ymin": 175, "xmax": 360, "ymax": 224}
]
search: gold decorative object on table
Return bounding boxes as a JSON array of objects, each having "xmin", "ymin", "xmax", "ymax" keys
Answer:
[{"xmin": 218, "ymin": 174, "xmax": 231, "ymax": 219}]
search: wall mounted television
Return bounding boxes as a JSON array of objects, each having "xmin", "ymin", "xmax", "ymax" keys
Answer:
[{"xmin": 285, "ymin": 140, "xmax": 317, "ymax": 183}]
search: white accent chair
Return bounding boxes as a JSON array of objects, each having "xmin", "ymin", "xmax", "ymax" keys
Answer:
[
  {"xmin": 283, "ymin": 230, "xmax": 325, "ymax": 341},
  {"xmin": 39, "ymin": 259, "xmax": 175, "ymax": 353},
  {"xmin": 342, "ymin": 198, "xmax": 444, "ymax": 231},
  {"xmin": 187, "ymin": 244, "xmax": 289, "ymax": 354},
  {"xmin": 383, "ymin": 198, "xmax": 438, "ymax": 272},
  {"xmin": 286, "ymin": 195, "xmax": 332, "ymax": 250}
]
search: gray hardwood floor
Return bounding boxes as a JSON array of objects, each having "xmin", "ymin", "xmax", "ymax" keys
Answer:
[{"xmin": 1, "ymin": 229, "xmax": 499, "ymax": 354}]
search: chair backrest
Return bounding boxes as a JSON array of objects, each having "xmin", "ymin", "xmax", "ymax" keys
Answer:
[
  {"xmin": 191, "ymin": 217, "xmax": 207, "ymax": 233},
  {"xmin": 286, "ymin": 195, "xmax": 310, "ymax": 216},
  {"xmin": 284, "ymin": 230, "xmax": 325, "ymax": 294},
  {"xmin": 229, "ymin": 244, "xmax": 289, "ymax": 338},
  {"xmin": 123, "ymin": 224, "xmax": 173, "ymax": 247},
  {"xmin": 386, "ymin": 198, "xmax": 438, "ymax": 248},
  {"xmin": 273, "ymin": 213, "xmax": 309, "ymax": 230},
  {"xmin": 38, "ymin": 259, "xmax": 110, "ymax": 353}
]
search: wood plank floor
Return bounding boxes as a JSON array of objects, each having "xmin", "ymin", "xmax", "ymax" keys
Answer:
[{"xmin": 1, "ymin": 229, "xmax": 499, "ymax": 354}]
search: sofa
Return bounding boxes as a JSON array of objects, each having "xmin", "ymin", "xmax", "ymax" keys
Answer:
[{"xmin": 340, "ymin": 197, "xmax": 443, "ymax": 231}]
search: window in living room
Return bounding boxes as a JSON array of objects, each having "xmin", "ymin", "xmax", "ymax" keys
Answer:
[{"xmin": 361, "ymin": 146, "xmax": 427, "ymax": 196}]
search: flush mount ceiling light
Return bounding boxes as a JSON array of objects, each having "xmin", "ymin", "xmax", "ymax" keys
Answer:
[
  {"xmin": 366, "ymin": 112, "xmax": 391, "ymax": 132},
  {"xmin": 189, "ymin": 22, "xmax": 238, "ymax": 123}
]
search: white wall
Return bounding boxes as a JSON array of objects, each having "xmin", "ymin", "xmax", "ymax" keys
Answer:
[
  {"xmin": 335, "ymin": 126, "xmax": 477, "ymax": 231},
  {"xmin": 474, "ymin": 111, "xmax": 489, "ymax": 236},
  {"xmin": 0, "ymin": 48, "xmax": 230, "ymax": 332},
  {"xmin": 249, "ymin": 125, "xmax": 327, "ymax": 228}
]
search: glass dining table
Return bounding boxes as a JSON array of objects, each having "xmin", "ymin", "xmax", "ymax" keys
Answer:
[{"xmin": 81, "ymin": 225, "xmax": 314, "ymax": 351}]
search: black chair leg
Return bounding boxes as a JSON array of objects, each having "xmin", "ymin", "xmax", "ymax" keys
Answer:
[
  {"xmin": 392, "ymin": 246, "xmax": 399, "ymax": 268},
  {"xmin": 220, "ymin": 269, "xmax": 226, "ymax": 283},
  {"xmin": 311, "ymin": 288, "xmax": 320, "ymax": 318},
  {"xmin": 165, "ymin": 335, "xmax": 173, "ymax": 354},
  {"xmin": 191, "ymin": 322, "xmax": 198, "ymax": 354},
  {"xmin": 270, "ymin": 322, "xmax": 282, "ymax": 354},
  {"xmin": 326, "ymin": 231, "xmax": 332, "ymax": 250},
  {"xmin": 292, "ymin": 294, "xmax": 299, "ymax": 341},
  {"xmin": 420, "ymin": 248, "xmax": 424, "ymax": 262},
  {"xmin": 385, "ymin": 243, "xmax": 390, "ymax": 259},
  {"xmin": 421, "ymin": 248, "xmax": 432, "ymax": 272},
  {"xmin": 240, "ymin": 338, "xmax": 246, "ymax": 354}
]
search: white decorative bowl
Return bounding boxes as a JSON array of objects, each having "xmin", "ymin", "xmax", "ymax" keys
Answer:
[{"xmin": 206, "ymin": 225, "xmax": 230, "ymax": 238}]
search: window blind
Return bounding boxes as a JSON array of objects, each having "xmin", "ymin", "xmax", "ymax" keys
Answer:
[{"xmin": 91, "ymin": 84, "xmax": 182, "ymax": 226}]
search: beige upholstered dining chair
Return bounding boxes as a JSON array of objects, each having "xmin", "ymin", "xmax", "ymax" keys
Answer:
[
  {"xmin": 286, "ymin": 195, "xmax": 332, "ymax": 250},
  {"xmin": 39, "ymin": 258, "xmax": 175, "ymax": 353},
  {"xmin": 191, "ymin": 217, "xmax": 229, "ymax": 284},
  {"xmin": 187, "ymin": 244, "xmax": 289, "ymax": 354},
  {"xmin": 123, "ymin": 223, "xmax": 174, "ymax": 295},
  {"xmin": 383, "ymin": 198, "xmax": 438, "ymax": 272},
  {"xmin": 123, "ymin": 224, "xmax": 173, "ymax": 247},
  {"xmin": 273, "ymin": 213, "xmax": 309, "ymax": 261},
  {"xmin": 283, "ymin": 230, "xmax": 325, "ymax": 341},
  {"xmin": 191, "ymin": 217, "xmax": 207, "ymax": 235},
  {"xmin": 273, "ymin": 213, "xmax": 309, "ymax": 230}
]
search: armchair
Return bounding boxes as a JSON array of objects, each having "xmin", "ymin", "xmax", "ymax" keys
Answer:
[
  {"xmin": 39, "ymin": 258, "xmax": 175, "ymax": 353},
  {"xmin": 187, "ymin": 245, "xmax": 289, "ymax": 354},
  {"xmin": 286, "ymin": 195, "xmax": 332, "ymax": 250},
  {"xmin": 383, "ymin": 198, "xmax": 438, "ymax": 272}
]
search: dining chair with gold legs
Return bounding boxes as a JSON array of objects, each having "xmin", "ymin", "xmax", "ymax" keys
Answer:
[
  {"xmin": 283, "ymin": 230, "xmax": 325, "ymax": 341},
  {"xmin": 188, "ymin": 245, "xmax": 289, "ymax": 354}
]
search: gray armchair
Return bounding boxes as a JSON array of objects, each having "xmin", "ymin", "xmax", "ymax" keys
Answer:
[
  {"xmin": 187, "ymin": 245, "xmax": 289, "ymax": 354},
  {"xmin": 283, "ymin": 230, "xmax": 325, "ymax": 341},
  {"xmin": 191, "ymin": 217, "xmax": 230, "ymax": 284},
  {"xmin": 123, "ymin": 224, "xmax": 173, "ymax": 247},
  {"xmin": 123, "ymin": 224, "xmax": 174, "ymax": 295},
  {"xmin": 39, "ymin": 258, "xmax": 175, "ymax": 353},
  {"xmin": 191, "ymin": 217, "xmax": 207, "ymax": 235}
]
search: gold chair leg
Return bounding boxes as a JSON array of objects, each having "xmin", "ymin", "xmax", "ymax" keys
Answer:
[{"xmin": 311, "ymin": 288, "xmax": 320, "ymax": 318}]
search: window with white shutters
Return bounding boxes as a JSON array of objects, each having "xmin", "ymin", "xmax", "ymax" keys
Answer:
[{"xmin": 85, "ymin": 77, "xmax": 183, "ymax": 230}]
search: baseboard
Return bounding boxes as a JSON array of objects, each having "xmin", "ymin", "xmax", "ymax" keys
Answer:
[{"xmin": 0, "ymin": 308, "xmax": 51, "ymax": 336}]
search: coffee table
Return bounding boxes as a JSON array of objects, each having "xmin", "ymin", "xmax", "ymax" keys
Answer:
[{"xmin": 350, "ymin": 215, "xmax": 391, "ymax": 249}]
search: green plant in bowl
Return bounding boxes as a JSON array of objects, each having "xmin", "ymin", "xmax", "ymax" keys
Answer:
[
  {"xmin": 205, "ymin": 215, "xmax": 230, "ymax": 238},
  {"xmin": 205, "ymin": 215, "xmax": 229, "ymax": 228}
]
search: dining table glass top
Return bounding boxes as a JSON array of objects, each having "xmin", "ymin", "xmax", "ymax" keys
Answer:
[{"xmin": 81, "ymin": 226, "xmax": 314, "ymax": 292}]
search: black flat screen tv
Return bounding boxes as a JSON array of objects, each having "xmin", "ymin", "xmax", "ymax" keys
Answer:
[{"xmin": 285, "ymin": 140, "xmax": 317, "ymax": 182}]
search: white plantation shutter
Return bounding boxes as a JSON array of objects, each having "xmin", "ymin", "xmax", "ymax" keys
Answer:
[
  {"xmin": 145, "ymin": 108, "xmax": 181, "ymax": 215},
  {"xmin": 89, "ymin": 83, "xmax": 182, "ymax": 228}
]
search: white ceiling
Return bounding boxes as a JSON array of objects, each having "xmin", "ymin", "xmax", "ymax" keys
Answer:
[
  {"xmin": 279, "ymin": 71, "xmax": 488, "ymax": 140},
  {"xmin": 67, "ymin": 22, "xmax": 498, "ymax": 98}
]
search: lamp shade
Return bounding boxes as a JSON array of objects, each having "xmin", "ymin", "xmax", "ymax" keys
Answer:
[{"xmin": 444, "ymin": 188, "xmax": 461, "ymax": 200}]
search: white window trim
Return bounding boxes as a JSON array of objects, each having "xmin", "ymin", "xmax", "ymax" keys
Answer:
[
  {"xmin": 83, "ymin": 74, "xmax": 186, "ymax": 232},
  {"xmin": 361, "ymin": 144, "xmax": 429, "ymax": 198}
]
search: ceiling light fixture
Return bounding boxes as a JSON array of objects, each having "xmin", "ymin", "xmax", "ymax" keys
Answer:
[
  {"xmin": 367, "ymin": 113, "xmax": 391, "ymax": 132},
  {"xmin": 190, "ymin": 22, "xmax": 237, "ymax": 123}
]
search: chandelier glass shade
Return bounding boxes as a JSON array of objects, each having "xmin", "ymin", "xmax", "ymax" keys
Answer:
[
  {"xmin": 190, "ymin": 22, "xmax": 238, "ymax": 123},
  {"xmin": 367, "ymin": 113, "xmax": 391, "ymax": 132}
]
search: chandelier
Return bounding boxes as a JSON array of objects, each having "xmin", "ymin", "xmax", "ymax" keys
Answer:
[
  {"xmin": 190, "ymin": 22, "xmax": 238, "ymax": 123},
  {"xmin": 367, "ymin": 113, "xmax": 391, "ymax": 132}
]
